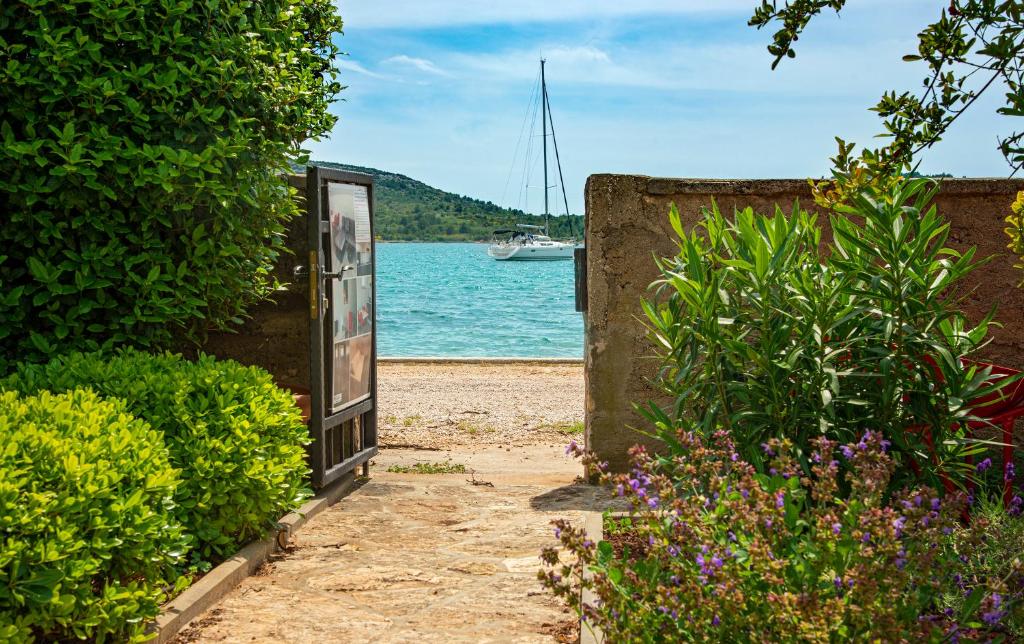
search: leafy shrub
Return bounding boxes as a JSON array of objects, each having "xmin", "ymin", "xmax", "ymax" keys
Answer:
[
  {"xmin": 0, "ymin": 389, "xmax": 186, "ymax": 643},
  {"xmin": 0, "ymin": 0, "xmax": 343, "ymax": 371},
  {"xmin": 543, "ymin": 432, "xmax": 1013, "ymax": 642},
  {"xmin": 643, "ymin": 179, "xmax": 1004, "ymax": 492},
  {"xmin": 2, "ymin": 349, "xmax": 310, "ymax": 562}
]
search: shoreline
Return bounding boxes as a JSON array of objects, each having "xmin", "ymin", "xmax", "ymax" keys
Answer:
[{"xmin": 378, "ymin": 356, "xmax": 582, "ymax": 364}]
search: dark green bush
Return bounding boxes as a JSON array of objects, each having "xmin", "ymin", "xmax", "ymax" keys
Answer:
[
  {"xmin": 0, "ymin": 0, "xmax": 343, "ymax": 371},
  {"xmin": 2, "ymin": 349, "xmax": 311, "ymax": 562},
  {"xmin": 0, "ymin": 389, "xmax": 186, "ymax": 643}
]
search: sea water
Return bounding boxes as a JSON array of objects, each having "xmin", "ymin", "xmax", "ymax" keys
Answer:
[{"xmin": 376, "ymin": 242, "xmax": 583, "ymax": 358}]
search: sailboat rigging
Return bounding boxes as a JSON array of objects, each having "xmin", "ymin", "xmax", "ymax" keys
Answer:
[{"xmin": 488, "ymin": 59, "xmax": 577, "ymax": 261}]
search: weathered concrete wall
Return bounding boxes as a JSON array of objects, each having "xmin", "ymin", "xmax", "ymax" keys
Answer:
[{"xmin": 584, "ymin": 176, "xmax": 1024, "ymax": 471}]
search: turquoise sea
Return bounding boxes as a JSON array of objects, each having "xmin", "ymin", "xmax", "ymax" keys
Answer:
[{"xmin": 375, "ymin": 242, "xmax": 583, "ymax": 358}]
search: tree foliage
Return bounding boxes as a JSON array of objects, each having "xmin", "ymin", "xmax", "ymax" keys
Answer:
[
  {"xmin": 750, "ymin": 0, "xmax": 1024, "ymax": 277},
  {"xmin": 0, "ymin": 0, "xmax": 343, "ymax": 370}
]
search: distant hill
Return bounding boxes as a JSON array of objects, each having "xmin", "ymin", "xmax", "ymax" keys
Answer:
[{"xmin": 302, "ymin": 161, "xmax": 583, "ymax": 242}]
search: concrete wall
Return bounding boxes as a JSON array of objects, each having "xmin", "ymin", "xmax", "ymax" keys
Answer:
[{"xmin": 584, "ymin": 176, "xmax": 1024, "ymax": 471}]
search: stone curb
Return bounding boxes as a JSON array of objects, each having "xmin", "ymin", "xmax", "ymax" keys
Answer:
[
  {"xmin": 149, "ymin": 472, "xmax": 359, "ymax": 643},
  {"xmin": 378, "ymin": 356, "xmax": 583, "ymax": 365},
  {"xmin": 580, "ymin": 511, "xmax": 606, "ymax": 644}
]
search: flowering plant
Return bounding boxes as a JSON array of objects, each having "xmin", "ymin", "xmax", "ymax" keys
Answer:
[{"xmin": 542, "ymin": 431, "xmax": 1014, "ymax": 642}]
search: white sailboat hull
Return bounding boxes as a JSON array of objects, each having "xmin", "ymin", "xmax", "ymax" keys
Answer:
[{"xmin": 488, "ymin": 241, "xmax": 575, "ymax": 261}]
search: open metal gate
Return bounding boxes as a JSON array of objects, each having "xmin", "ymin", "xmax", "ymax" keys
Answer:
[{"xmin": 305, "ymin": 166, "xmax": 379, "ymax": 488}]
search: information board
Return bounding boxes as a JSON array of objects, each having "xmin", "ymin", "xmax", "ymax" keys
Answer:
[{"xmin": 327, "ymin": 182, "xmax": 374, "ymax": 412}]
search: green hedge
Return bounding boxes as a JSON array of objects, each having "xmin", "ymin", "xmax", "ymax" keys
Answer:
[
  {"xmin": 0, "ymin": 0, "xmax": 342, "ymax": 371},
  {"xmin": 0, "ymin": 389, "xmax": 186, "ymax": 643},
  {"xmin": 3, "ymin": 349, "xmax": 311, "ymax": 561}
]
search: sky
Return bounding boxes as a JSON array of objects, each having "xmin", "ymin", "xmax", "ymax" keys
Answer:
[{"xmin": 308, "ymin": 0, "xmax": 1015, "ymax": 216}]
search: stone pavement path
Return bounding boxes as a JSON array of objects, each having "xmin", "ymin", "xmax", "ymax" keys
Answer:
[{"xmin": 175, "ymin": 443, "xmax": 611, "ymax": 643}]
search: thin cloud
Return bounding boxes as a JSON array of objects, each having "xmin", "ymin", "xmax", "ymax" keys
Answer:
[
  {"xmin": 384, "ymin": 55, "xmax": 452, "ymax": 77},
  {"xmin": 338, "ymin": 59, "xmax": 387, "ymax": 79}
]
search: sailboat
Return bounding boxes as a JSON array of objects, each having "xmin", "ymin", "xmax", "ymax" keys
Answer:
[{"xmin": 488, "ymin": 59, "xmax": 577, "ymax": 261}]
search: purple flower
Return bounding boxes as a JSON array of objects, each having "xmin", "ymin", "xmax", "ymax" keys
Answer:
[
  {"xmin": 730, "ymin": 452, "xmax": 738, "ymax": 462},
  {"xmin": 893, "ymin": 517, "xmax": 906, "ymax": 538},
  {"xmin": 977, "ymin": 458, "xmax": 992, "ymax": 472},
  {"xmin": 711, "ymin": 555, "xmax": 724, "ymax": 569},
  {"xmin": 769, "ymin": 467, "xmax": 778, "ymax": 476},
  {"xmin": 930, "ymin": 497, "xmax": 940, "ymax": 511},
  {"xmin": 648, "ymin": 497, "xmax": 659, "ymax": 509},
  {"xmin": 741, "ymin": 489, "xmax": 750, "ymax": 499},
  {"xmin": 840, "ymin": 445, "xmax": 855, "ymax": 459},
  {"xmin": 861, "ymin": 532, "xmax": 871, "ymax": 544},
  {"xmin": 712, "ymin": 615, "xmax": 721, "ymax": 626},
  {"xmin": 834, "ymin": 576, "xmax": 843, "ymax": 590},
  {"xmin": 832, "ymin": 523, "xmax": 842, "ymax": 535},
  {"xmin": 982, "ymin": 607, "xmax": 1005, "ymax": 626},
  {"xmin": 554, "ymin": 527, "xmax": 562, "ymax": 538},
  {"xmin": 1006, "ymin": 462, "xmax": 1016, "ymax": 482},
  {"xmin": 761, "ymin": 442, "xmax": 775, "ymax": 456},
  {"xmin": 582, "ymin": 539, "xmax": 594, "ymax": 549},
  {"xmin": 775, "ymin": 491, "xmax": 785, "ymax": 509},
  {"xmin": 881, "ymin": 439, "xmax": 891, "ymax": 452},
  {"xmin": 565, "ymin": 440, "xmax": 578, "ymax": 455},
  {"xmin": 764, "ymin": 519, "xmax": 773, "ymax": 529},
  {"xmin": 1010, "ymin": 495, "xmax": 1023, "ymax": 517}
]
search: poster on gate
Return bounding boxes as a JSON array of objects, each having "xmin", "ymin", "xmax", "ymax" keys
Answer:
[{"xmin": 327, "ymin": 182, "xmax": 373, "ymax": 412}]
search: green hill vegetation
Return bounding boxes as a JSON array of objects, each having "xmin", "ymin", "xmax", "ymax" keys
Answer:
[{"xmin": 305, "ymin": 161, "xmax": 583, "ymax": 242}]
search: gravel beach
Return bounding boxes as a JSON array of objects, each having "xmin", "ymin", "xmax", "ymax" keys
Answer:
[{"xmin": 376, "ymin": 361, "xmax": 585, "ymax": 450}]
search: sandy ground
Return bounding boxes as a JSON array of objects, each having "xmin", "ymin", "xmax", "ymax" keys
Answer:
[
  {"xmin": 174, "ymin": 362, "xmax": 609, "ymax": 644},
  {"xmin": 377, "ymin": 362, "xmax": 586, "ymax": 450}
]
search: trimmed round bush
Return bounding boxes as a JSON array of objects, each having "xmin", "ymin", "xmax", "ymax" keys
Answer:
[
  {"xmin": 0, "ymin": 0, "xmax": 342, "ymax": 371},
  {"xmin": 2, "ymin": 349, "xmax": 311, "ymax": 562},
  {"xmin": 0, "ymin": 389, "xmax": 185, "ymax": 643}
]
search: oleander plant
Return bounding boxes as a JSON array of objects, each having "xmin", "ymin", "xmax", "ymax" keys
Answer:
[{"xmin": 542, "ymin": 180, "xmax": 1024, "ymax": 641}]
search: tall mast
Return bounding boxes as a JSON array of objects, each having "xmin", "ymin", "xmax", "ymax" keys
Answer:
[{"xmin": 541, "ymin": 58, "xmax": 549, "ymax": 236}]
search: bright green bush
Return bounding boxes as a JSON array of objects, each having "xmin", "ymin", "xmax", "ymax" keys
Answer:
[
  {"xmin": 0, "ymin": 0, "xmax": 343, "ymax": 371},
  {"xmin": 0, "ymin": 389, "xmax": 186, "ymax": 643},
  {"xmin": 642, "ymin": 179, "xmax": 1004, "ymax": 493},
  {"xmin": 2, "ymin": 349, "xmax": 311, "ymax": 562}
]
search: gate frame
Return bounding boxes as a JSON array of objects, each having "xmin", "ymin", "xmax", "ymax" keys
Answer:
[{"xmin": 306, "ymin": 165, "xmax": 379, "ymax": 488}]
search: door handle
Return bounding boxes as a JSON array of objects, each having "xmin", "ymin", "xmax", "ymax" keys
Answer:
[{"xmin": 322, "ymin": 265, "xmax": 355, "ymax": 280}]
